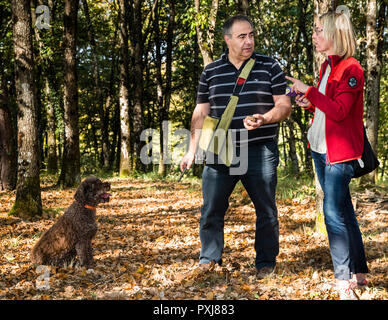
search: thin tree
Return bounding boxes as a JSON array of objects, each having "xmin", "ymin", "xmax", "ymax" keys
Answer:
[
  {"xmin": 58, "ymin": 0, "xmax": 80, "ymax": 187},
  {"xmin": 45, "ymin": 79, "xmax": 58, "ymax": 174},
  {"xmin": 364, "ymin": 0, "xmax": 384, "ymax": 182},
  {"xmin": 0, "ymin": 84, "xmax": 17, "ymax": 190},
  {"xmin": 312, "ymin": 0, "xmax": 338, "ymax": 235},
  {"xmin": 82, "ymin": 0, "xmax": 110, "ymax": 170},
  {"xmin": 156, "ymin": 0, "xmax": 175, "ymax": 176},
  {"xmin": 128, "ymin": 0, "xmax": 145, "ymax": 172},
  {"xmin": 236, "ymin": 0, "xmax": 250, "ymax": 16},
  {"xmin": 0, "ymin": 34, "xmax": 17, "ymax": 190},
  {"xmin": 194, "ymin": 0, "xmax": 219, "ymax": 66},
  {"xmin": 118, "ymin": 0, "xmax": 132, "ymax": 177},
  {"xmin": 9, "ymin": 0, "xmax": 42, "ymax": 218}
]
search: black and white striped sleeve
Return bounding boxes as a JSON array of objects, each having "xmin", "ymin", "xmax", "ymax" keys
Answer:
[
  {"xmin": 270, "ymin": 60, "xmax": 287, "ymax": 95},
  {"xmin": 196, "ymin": 69, "xmax": 209, "ymax": 104}
]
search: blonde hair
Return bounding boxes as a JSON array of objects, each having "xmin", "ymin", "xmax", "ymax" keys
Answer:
[{"xmin": 319, "ymin": 5, "xmax": 356, "ymax": 59}]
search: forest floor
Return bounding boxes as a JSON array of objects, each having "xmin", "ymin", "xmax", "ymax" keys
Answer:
[{"xmin": 0, "ymin": 174, "xmax": 387, "ymax": 300}]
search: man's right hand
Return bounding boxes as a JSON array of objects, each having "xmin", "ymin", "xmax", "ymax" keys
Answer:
[{"xmin": 180, "ymin": 151, "xmax": 195, "ymax": 172}]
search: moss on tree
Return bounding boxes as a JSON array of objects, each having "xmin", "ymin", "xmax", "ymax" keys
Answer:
[{"xmin": 8, "ymin": 176, "xmax": 42, "ymax": 220}]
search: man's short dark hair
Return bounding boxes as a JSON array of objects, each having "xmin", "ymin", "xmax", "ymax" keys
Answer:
[{"xmin": 222, "ymin": 15, "xmax": 254, "ymax": 37}]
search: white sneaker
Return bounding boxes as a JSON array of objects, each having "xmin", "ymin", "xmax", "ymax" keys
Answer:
[{"xmin": 337, "ymin": 281, "xmax": 359, "ymax": 300}]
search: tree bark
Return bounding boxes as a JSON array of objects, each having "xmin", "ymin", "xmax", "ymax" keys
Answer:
[
  {"xmin": 118, "ymin": 0, "xmax": 132, "ymax": 177},
  {"xmin": 236, "ymin": 0, "xmax": 250, "ymax": 16},
  {"xmin": 285, "ymin": 118, "xmax": 299, "ymax": 174},
  {"xmin": 157, "ymin": 0, "xmax": 175, "ymax": 177},
  {"xmin": 128, "ymin": 0, "xmax": 145, "ymax": 172},
  {"xmin": 32, "ymin": 0, "xmax": 58, "ymax": 174},
  {"xmin": 9, "ymin": 0, "xmax": 42, "ymax": 218},
  {"xmin": 364, "ymin": 0, "xmax": 382, "ymax": 183},
  {"xmin": 0, "ymin": 95, "xmax": 17, "ymax": 190},
  {"xmin": 0, "ymin": 44, "xmax": 17, "ymax": 190},
  {"xmin": 45, "ymin": 79, "xmax": 58, "ymax": 174},
  {"xmin": 154, "ymin": 0, "xmax": 165, "ymax": 175},
  {"xmin": 58, "ymin": 0, "xmax": 80, "ymax": 188}
]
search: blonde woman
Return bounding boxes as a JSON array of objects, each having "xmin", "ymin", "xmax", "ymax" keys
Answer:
[{"xmin": 286, "ymin": 6, "xmax": 368, "ymax": 300}]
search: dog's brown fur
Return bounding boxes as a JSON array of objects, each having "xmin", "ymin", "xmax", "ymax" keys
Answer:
[{"xmin": 31, "ymin": 177, "xmax": 111, "ymax": 268}]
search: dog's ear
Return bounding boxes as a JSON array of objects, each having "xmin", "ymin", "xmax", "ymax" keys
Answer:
[
  {"xmin": 83, "ymin": 183, "xmax": 94, "ymax": 200},
  {"xmin": 74, "ymin": 183, "xmax": 86, "ymax": 203}
]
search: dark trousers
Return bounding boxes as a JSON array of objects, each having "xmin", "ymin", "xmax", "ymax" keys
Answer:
[
  {"xmin": 199, "ymin": 140, "xmax": 279, "ymax": 269},
  {"xmin": 311, "ymin": 151, "xmax": 368, "ymax": 280}
]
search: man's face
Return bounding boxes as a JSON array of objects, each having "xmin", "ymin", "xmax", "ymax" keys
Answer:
[{"xmin": 224, "ymin": 21, "xmax": 255, "ymax": 60}]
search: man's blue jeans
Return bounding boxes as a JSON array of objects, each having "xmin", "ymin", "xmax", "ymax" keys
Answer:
[
  {"xmin": 311, "ymin": 151, "xmax": 368, "ymax": 280},
  {"xmin": 199, "ymin": 140, "xmax": 279, "ymax": 269}
]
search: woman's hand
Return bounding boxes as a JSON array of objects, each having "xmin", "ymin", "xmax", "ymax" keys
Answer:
[
  {"xmin": 295, "ymin": 96, "xmax": 311, "ymax": 108},
  {"xmin": 285, "ymin": 76, "xmax": 310, "ymax": 94}
]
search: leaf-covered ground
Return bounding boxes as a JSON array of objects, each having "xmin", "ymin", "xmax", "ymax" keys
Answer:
[{"xmin": 0, "ymin": 176, "xmax": 387, "ymax": 300}]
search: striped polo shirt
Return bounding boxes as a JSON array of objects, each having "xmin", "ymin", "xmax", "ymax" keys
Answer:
[{"xmin": 196, "ymin": 51, "xmax": 287, "ymax": 145}]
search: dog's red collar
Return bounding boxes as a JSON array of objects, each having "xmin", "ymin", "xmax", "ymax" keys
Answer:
[{"xmin": 84, "ymin": 204, "xmax": 96, "ymax": 210}]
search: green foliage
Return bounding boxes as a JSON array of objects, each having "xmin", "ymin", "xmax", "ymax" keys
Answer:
[
  {"xmin": 276, "ymin": 168, "xmax": 315, "ymax": 201},
  {"xmin": 1, "ymin": 0, "xmax": 386, "ymax": 180}
]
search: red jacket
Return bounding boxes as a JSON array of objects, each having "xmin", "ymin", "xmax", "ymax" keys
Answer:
[{"xmin": 305, "ymin": 55, "xmax": 364, "ymax": 164}]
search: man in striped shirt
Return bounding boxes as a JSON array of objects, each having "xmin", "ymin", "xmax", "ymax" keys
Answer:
[{"xmin": 180, "ymin": 15, "xmax": 291, "ymax": 276}]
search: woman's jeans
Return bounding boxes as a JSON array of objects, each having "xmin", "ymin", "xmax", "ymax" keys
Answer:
[
  {"xmin": 311, "ymin": 151, "xmax": 368, "ymax": 280},
  {"xmin": 200, "ymin": 140, "xmax": 279, "ymax": 269}
]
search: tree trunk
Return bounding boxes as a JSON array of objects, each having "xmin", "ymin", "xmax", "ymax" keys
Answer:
[
  {"xmin": 118, "ymin": 0, "xmax": 132, "ymax": 177},
  {"xmin": 285, "ymin": 119, "xmax": 299, "ymax": 174},
  {"xmin": 9, "ymin": 0, "xmax": 42, "ymax": 218},
  {"xmin": 154, "ymin": 0, "xmax": 165, "ymax": 176},
  {"xmin": 0, "ymin": 99, "xmax": 17, "ymax": 190},
  {"xmin": 32, "ymin": 0, "xmax": 58, "ymax": 174},
  {"xmin": 312, "ymin": 0, "xmax": 337, "ymax": 234},
  {"xmin": 0, "ymin": 51, "xmax": 17, "ymax": 190},
  {"xmin": 157, "ymin": 0, "xmax": 175, "ymax": 177},
  {"xmin": 192, "ymin": 31, "xmax": 204, "ymax": 178},
  {"xmin": 236, "ymin": 0, "xmax": 250, "ymax": 15},
  {"xmin": 58, "ymin": 0, "xmax": 80, "ymax": 188},
  {"xmin": 106, "ymin": 34, "xmax": 118, "ymax": 170},
  {"xmin": 297, "ymin": 0, "xmax": 314, "ymax": 176},
  {"xmin": 82, "ymin": 0, "xmax": 110, "ymax": 170},
  {"xmin": 364, "ymin": 0, "xmax": 382, "ymax": 183},
  {"xmin": 194, "ymin": 0, "xmax": 219, "ymax": 66},
  {"xmin": 128, "ymin": 0, "xmax": 145, "ymax": 172},
  {"xmin": 45, "ymin": 79, "xmax": 58, "ymax": 174}
]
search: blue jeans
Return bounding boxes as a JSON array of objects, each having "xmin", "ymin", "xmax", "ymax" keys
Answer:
[
  {"xmin": 311, "ymin": 151, "xmax": 368, "ymax": 280},
  {"xmin": 200, "ymin": 140, "xmax": 279, "ymax": 269}
]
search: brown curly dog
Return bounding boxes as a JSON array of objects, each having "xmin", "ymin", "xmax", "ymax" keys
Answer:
[{"xmin": 31, "ymin": 177, "xmax": 111, "ymax": 268}]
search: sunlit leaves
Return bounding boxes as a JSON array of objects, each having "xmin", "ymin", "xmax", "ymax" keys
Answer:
[{"xmin": 0, "ymin": 176, "xmax": 387, "ymax": 300}]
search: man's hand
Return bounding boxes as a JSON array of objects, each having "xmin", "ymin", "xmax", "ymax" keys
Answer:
[
  {"xmin": 180, "ymin": 151, "xmax": 195, "ymax": 172},
  {"xmin": 179, "ymin": 102, "xmax": 210, "ymax": 172},
  {"xmin": 243, "ymin": 114, "xmax": 266, "ymax": 130}
]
